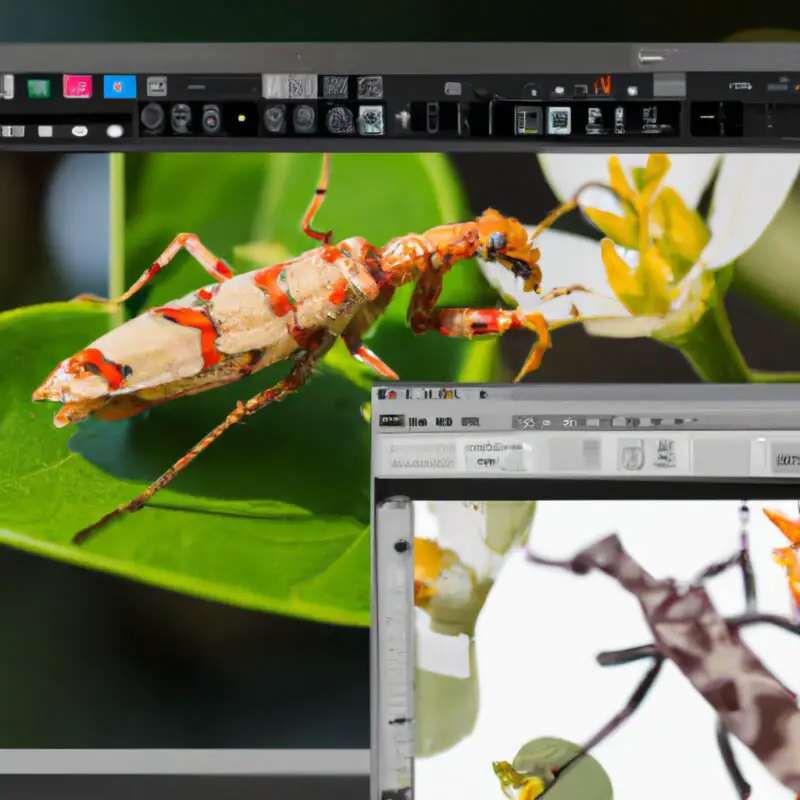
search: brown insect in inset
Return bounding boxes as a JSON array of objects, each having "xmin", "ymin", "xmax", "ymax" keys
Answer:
[{"xmin": 527, "ymin": 517, "xmax": 800, "ymax": 799}]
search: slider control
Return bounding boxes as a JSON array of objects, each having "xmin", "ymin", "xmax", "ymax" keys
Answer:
[{"xmin": 637, "ymin": 47, "xmax": 681, "ymax": 66}]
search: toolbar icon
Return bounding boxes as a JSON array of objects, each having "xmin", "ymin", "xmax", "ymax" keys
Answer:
[
  {"xmin": 357, "ymin": 76, "xmax": 383, "ymax": 100},
  {"xmin": 103, "ymin": 75, "xmax": 137, "ymax": 99},
  {"xmin": 619, "ymin": 439, "xmax": 645, "ymax": 471},
  {"xmin": 515, "ymin": 105, "xmax": 542, "ymax": 135},
  {"xmin": 322, "ymin": 75, "xmax": 349, "ymax": 99},
  {"xmin": 357, "ymin": 105, "xmax": 384, "ymax": 136},
  {"xmin": 547, "ymin": 106, "xmax": 571, "ymax": 135},
  {"xmin": 594, "ymin": 75, "xmax": 612, "ymax": 95},
  {"xmin": 63, "ymin": 75, "xmax": 92, "ymax": 98},
  {"xmin": 262, "ymin": 73, "xmax": 317, "ymax": 100},
  {"xmin": 27, "ymin": 79, "xmax": 50, "ymax": 99},
  {"xmin": 146, "ymin": 76, "xmax": 168, "ymax": 97},
  {"xmin": 0, "ymin": 74, "xmax": 14, "ymax": 99}
]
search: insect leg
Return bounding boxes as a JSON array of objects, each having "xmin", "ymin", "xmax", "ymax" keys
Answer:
[
  {"xmin": 340, "ymin": 289, "xmax": 400, "ymax": 380},
  {"xmin": 411, "ymin": 305, "xmax": 553, "ymax": 382},
  {"xmin": 71, "ymin": 336, "xmax": 333, "ymax": 546},
  {"xmin": 545, "ymin": 656, "xmax": 664, "ymax": 794},
  {"xmin": 693, "ymin": 548, "xmax": 757, "ymax": 611},
  {"xmin": 525, "ymin": 549, "xmax": 593, "ymax": 575},
  {"xmin": 595, "ymin": 644, "xmax": 659, "ymax": 667},
  {"xmin": 728, "ymin": 612, "xmax": 800, "ymax": 637},
  {"xmin": 407, "ymin": 269, "xmax": 554, "ymax": 382},
  {"xmin": 716, "ymin": 718, "xmax": 752, "ymax": 799},
  {"xmin": 74, "ymin": 233, "xmax": 235, "ymax": 305},
  {"xmin": 343, "ymin": 336, "xmax": 399, "ymax": 380},
  {"xmin": 301, "ymin": 152, "xmax": 333, "ymax": 245}
]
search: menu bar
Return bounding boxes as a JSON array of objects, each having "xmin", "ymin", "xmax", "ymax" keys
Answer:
[{"xmin": 373, "ymin": 431, "xmax": 800, "ymax": 479}]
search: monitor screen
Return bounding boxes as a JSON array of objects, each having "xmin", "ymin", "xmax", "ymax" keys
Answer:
[
  {"xmin": 2, "ymin": 41, "xmax": 800, "ymax": 800},
  {"xmin": 371, "ymin": 386, "xmax": 800, "ymax": 800}
]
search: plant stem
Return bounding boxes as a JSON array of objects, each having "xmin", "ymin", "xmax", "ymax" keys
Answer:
[
  {"xmin": 659, "ymin": 300, "xmax": 752, "ymax": 382},
  {"xmin": 108, "ymin": 153, "xmax": 126, "ymax": 327},
  {"xmin": 750, "ymin": 370, "xmax": 800, "ymax": 382}
]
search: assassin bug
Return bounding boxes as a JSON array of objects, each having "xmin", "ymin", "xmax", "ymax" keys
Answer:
[
  {"xmin": 33, "ymin": 154, "xmax": 591, "ymax": 545},
  {"xmin": 762, "ymin": 507, "xmax": 800, "ymax": 617},
  {"xmin": 525, "ymin": 507, "xmax": 800, "ymax": 800}
]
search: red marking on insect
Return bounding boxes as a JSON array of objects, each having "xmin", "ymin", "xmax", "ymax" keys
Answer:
[
  {"xmin": 147, "ymin": 262, "xmax": 162, "ymax": 278},
  {"xmin": 196, "ymin": 283, "xmax": 221, "ymax": 303},
  {"xmin": 328, "ymin": 278, "xmax": 349, "ymax": 306},
  {"xmin": 66, "ymin": 348, "xmax": 129, "ymax": 390},
  {"xmin": 152, "ymin": 306, "xmax": 222, "ymax": 368},
  {"xmin": 253, "ymin": 265, "xmax": 294, "ymax": 317},
  {"xmin": 320, "ymin": 245, "xmax": 342, "ymax": 264},
  {"xmin": 214, "ymin": 260, "xmax": 233, "ymax": 280}
]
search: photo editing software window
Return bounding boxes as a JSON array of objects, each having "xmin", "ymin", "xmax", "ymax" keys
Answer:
[
  {"xmin": 3, "ymin": 41, "xmax": 800, "ymax": 798},
  {"xmin": 372, "ymin": 385, "xmax": 800, "ymax": 800}
]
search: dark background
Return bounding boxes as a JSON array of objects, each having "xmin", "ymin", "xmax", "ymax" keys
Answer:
[{"xmin": 0, "ymin": 0, "xmax": 798, "ymax": 43}]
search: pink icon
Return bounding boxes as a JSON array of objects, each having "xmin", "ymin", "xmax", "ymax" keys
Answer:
[{"xmin": 63, "ymin": 75, "xmax": 92, "ymax": 98}]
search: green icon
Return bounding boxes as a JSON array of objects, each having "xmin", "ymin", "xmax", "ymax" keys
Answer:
[{"xmin": 27, "ymin": 79, "xmax": 51, "ymax": 99}]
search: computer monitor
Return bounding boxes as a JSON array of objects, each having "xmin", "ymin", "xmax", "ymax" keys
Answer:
[{"xmin": 0, "ymin": 40, "xmax": 799, "ymax": 800}]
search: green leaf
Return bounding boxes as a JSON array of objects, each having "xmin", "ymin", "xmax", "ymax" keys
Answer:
[
  {"xmin": 1, "ymin": 153, "xmax": 505, "ymax": 628},
  {"xmin": 0, "ymin": 302, "xmax": 372, "ymax": 626}
]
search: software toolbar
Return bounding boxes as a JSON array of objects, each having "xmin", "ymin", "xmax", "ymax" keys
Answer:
[{"xmin": 2, "ymin": 70, "xmax": 800, "ymax": 148}]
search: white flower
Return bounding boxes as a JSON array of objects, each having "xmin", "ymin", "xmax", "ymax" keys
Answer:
[
  {"xmin": 415, "ymin": 501, "xmax": 536, "ymax": 636},
  {"xmin": 413, "ymin": 501, "xmax": 536, "ymax": 757},
  {"xmin": 479, "ymin": 153, "xmax": 800, "ymax": 339}
]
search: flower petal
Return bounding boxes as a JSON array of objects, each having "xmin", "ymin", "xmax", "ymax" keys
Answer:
[
  {"xmin": 478, "ymin": 228, "xmax": 630, "ymax": 321},
  {"xmin": 702, "ymin": 153, "xmax": 800, "ymax": 269},
  {"xmin": 538, "ymin": 153, "xmax": 721, "ymax": 211},
  {"xmin": 582, "ymin": 314, "xmax": 665, "ymax": 338}
]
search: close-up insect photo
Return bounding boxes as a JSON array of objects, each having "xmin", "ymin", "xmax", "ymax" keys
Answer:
[
  {"xmin": 3, "ymin": 150, "xmax": 800, "ymax": 748},
  {"xmin": 411, "ymin": 499, "xmax": 800, "ymax": 800}
]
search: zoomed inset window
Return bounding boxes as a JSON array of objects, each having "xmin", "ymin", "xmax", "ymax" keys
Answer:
[{"xmin": 372, "ymin": 385, "xmax": 800, "ymax": 800}]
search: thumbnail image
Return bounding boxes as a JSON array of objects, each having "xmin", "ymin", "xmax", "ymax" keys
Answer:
[
  {"xmin": 412, "ymin": 500, "xmax": 800, "ymax": 800},
  {"xmin": 1, "ymin": 150, "xmax": 800, "ymax": 745}
]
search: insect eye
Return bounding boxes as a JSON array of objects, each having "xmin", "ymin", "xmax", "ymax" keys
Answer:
[{"xmin": 489, "ymin": 232, "xmax": 507, "ymax": 251}]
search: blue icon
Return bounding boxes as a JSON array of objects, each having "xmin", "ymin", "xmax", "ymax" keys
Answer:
[{"xmin": 103, "ymin": 75, "xmax": 137, "ymax": 99}]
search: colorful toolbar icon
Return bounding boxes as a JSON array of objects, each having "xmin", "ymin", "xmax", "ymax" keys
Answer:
[
  {"xmin": 27, "ymin": 79, "xmax": 50, "ymax": 99},
  {"xmin": 103, "ymin": 75, "xmax": 137, "ymax": 99},
  {"xmin": 63, "ymin": 75, "xmax": 92, "ymax": 98}
]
